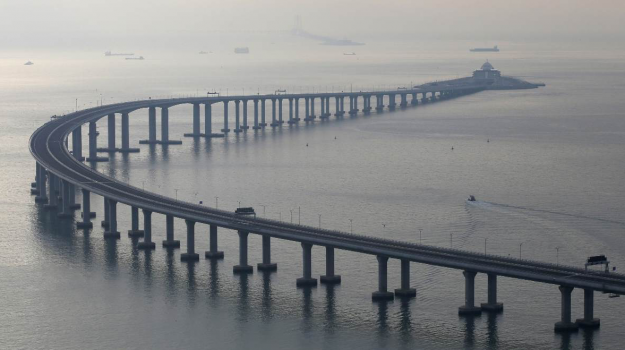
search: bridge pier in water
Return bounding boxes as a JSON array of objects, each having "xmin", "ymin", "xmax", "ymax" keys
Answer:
[
  {"xmin": 278, "ymin": 98, "xmax": 284, "ymax": 125},
  {"xmin": 103, "ymin": 199, "xmax": 120, "ymax": 239},
  {"xmin": 287, "ymin": 98, "xmax": 295, "ymax": 125},
  {"xmin": 139, "ymin": 107, "xmax": 158, "ymax": 144},
  {"xmin": 260, "ymin": 99, "xmax": 267, "ymax": 127},
  {"xmin": 119, "ymin": 112, "xmax": 139, "ymax": 152},
  {"xmin": 242, "ymin": 100, "xmax": 249, "ymax": 130},
  {"xmin": 87, "ymin": 121, "xmax": 108, "ymax": 161},
  {"xmin": 221, "ymin": 102, "xmax": 230, "ymax": 133},
  {"xmin": 57, "ymin": 180, "xmax": 72, "ymax": 218},
  {"xmin": 555, "ymin": 286, "xmax": 578, "ymax": 332},
  {"xmin": 372, "ymin": 256, "xmax": 394, "ymax": 301},
  {"xmin": 162, "ymin": 214, "xmax": 180, "ymax": 248},
  {"xmin": 481, "ymin": 273, "xmax": 503, "ymax": 312},
  {"xmin": 320, "ymin": 246, "xmax": 341, "ymax": 284},
  {"xmin": 159, "ymin": 107, "xmax": 182, "ymax": 144},
  {"xmin": 72, "ymin": 127, "xmax": 84, "ymax": 160},
  {"xmin": 459, "ymin": 270, "xmax": 482, "ymax": 315},
  {"xmin": 576, "ymin": 289, "xmax": 600, "ymax": 328},
  {"xmin": 183, "ymin": 103, "xmax": 204, "ymax": 137},
  {"xmin": 233, "ymin": 230, "xmax": 253, "ymax": 273},
  {"xmin": 43, "ymin": 173, "xmax": 57, "ymax": 210},
  {"xmin": 127, "ymin": 206, "xmax": 144, "ymax": 237},
  {"xmin": 35, "ymin": 165, "xmax": 48, "ymax": 203},
  {"xmin": 180, "ymin": 220, "xmax": 199, "ymax": 261},
  {"xmin": 76, "ymin": 189, "xmax": 92, "ymax": 229},
  {"xmin": 394, "ymin": 259, "xmax": 416, "ymax": 297},
  {"xmin": 297, "ymin": 243, "xmax": 317, "ymax": 287},
  {"xmin": 257, "ymin": 235, "xmax": 277, "ymax": 271},
  {"xmin": 234, "ymin": 100, "xmax": 242, "ymax": 133},
  {"xmin": 137, "ymin": 209, "xmax": 155, "ymax": 249},
  {"xmin": 270, "ymin": 99, "xmax": 279, "ymax": 127},
  {"xmin": 96, "ymin": 113, "xmax": 117, "ymax": 152},
  {"xmin": 101, "ymin": 197, "xmax": 109, "ymax": 228},
  {"xmin": 205, "ymin": 224, "xmax": 224, "ymax": 259},
  {"xmin": 252, "ymin": 100, "xmax": 261, "ymax": 129}
]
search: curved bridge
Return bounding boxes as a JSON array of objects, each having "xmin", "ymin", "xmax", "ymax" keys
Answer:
[{"xmin": 30, "ymin": 87, "xmax": 624, "ymax": 333}]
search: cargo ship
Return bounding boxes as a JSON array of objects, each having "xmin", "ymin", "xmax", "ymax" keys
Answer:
[
  {"xmin": 105, "ymin": 51, "xmax": 134, "ymax": 56},
  {"xmin": 470, "ymin": 45, "xmax": 499, "ymax": 52},
  {"xmin": 234, "ymin": 47, "xmax": 249, "ymax": 54}
]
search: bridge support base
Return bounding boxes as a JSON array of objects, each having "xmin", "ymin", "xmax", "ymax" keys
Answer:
[
  {"xmin": 103, "ymin": 231, "xmax": 121, "ymax": 239},
  {"xmin": 205, "ymin": 251, "xmax": 224, "ymax": 259},
  {"xmin": 77, "ymin": 222, "xmax": 93, "ymax": 229},
  {"xmin": 576, "ymin": 289, "xmax": 600, "ymax": 329},
  {"xmin": 554, "ymin": 286, "xmax": 579, "ymax": 332},
  {"xmin": 372, "ymin": 256, "xmax": 394, "ymax": 301},
  {"xmin": 162, "ymin": 240, "xmax": 180, "ymax": 248},
  {"xmin": 204, "ymin": 133, "xmax": 225, "ymax": 138},
  {"xmin": 183, "ymin": 133, "xmax": 206, "ymax": 137},
  {"xmin": 137, "ymin": 241, "xmax": 156, "ymax": 250},
  {"xmin": 86, "ymin": 157, "xmax": 109, "ymax": 162},
  {"xmin": 459, "ymin": 270, "xmax": 482, "ymax": 315},
  {"xmin": 233, "ymin": 265, "xmax": 253, "ymax": 274},
  {"xmin": 181, "ymin": 253, "xmax": 200, "ymax": 261},
  {"xmin": 118, "ymin": 148, "xmax": 140, "ymax": 153},
  {"xmin": 128, "ymin": 229, "xmax": 144, "ymax": 237}
]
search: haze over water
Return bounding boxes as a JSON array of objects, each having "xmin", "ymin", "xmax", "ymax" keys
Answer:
[{"xmin": 1, "ymin": 35, "xmax": 625, "ymax": 349}]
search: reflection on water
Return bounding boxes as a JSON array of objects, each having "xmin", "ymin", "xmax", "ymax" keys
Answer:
[
  {"xmin": 398, "ymin": 298, "xmax": 413, "ymax": 344},
  {"xmin": 261, "ymin": 271, "xmax": 274, "ymax": 321},
  {"xmin": 324, "ymin": 285, "xmax": 337, "ymax": 333},
  {"xmin": 462, "ymin": 314, "xmax": 477, "ymax": 348},
  {"xmin": 486, "ymin": 312, "xmax": 500, "ymax": 350}
]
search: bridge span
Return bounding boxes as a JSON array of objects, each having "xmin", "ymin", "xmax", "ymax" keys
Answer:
[{"xmin": 30, "ymin": 85, "xmax": 623, "ymax": 333}]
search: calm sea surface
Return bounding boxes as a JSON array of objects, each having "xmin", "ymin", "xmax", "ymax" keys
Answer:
[{"xmin": 1, "ymin": 38, "xmax": 624, "ymax": 349}]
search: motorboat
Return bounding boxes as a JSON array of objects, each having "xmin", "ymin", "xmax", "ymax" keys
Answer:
[
  {"xmin": 24, "ymin": 61, "xmax": 34, "ymax": 65},
  {"xmin": 467, "ymin": 195, "xmax": 476, "ymax": 202}
]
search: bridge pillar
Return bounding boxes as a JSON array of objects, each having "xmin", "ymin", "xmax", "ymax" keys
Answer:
[
  {"xmin": 411, "ymin": 93, "xmax": 418, "ymax": 106},
  {"xmin": 319, "ymin": 97, "xmax": 325, "ymax": 119},
  {"xmin": 395, "ymin": 259, "xmax": 416, "ymax": 297},
  {"xmin": 77, "ymin": 189, "xmax": 92, "ymax": 228},
  {"xmin": 320, "ymin": 246, "xmax": 341, "ymax": 284},
  {"xmin": 459, "ymin": 270, "xmax": 481, "ymax": 315},
  {"xmin": 348, "ymin": 96, "xmax": 356, "ymax": 115},
  {"xmin": 181, "ymin": 220, "xmax": 200, "ymax": 261},
  {"xmin": 68, "ymin": 183, "xmax": 79, "ymax": 210},
  {"xmin": 101, "ymin": 197, "xmax": 109, "ymax": 228},
  {"xmin": 87, "ymin": 121, "xmax": 108, "ymax": 161},
  {"xmin": 304, "ymin": 98, "xmax": 311, "ymax": 121},
  {"xmin": 234, "ymin": 100, "xmax": 242, "ymax": 133},
  {"xmin": 297, "ymin": 242, "xmax": 317, "ymax": 287},
  {"xmin": 421, "ymin": 92, "xmax": 428, "ymax": 103},
  {"xmin": 326, "ymin": 97, "xmax": 330, "ymax": 117},
  {"xmin": 128, "ymin": 206, "xmax": 144, "ymax": 237},
  {"xmin": 162, "ymin": 214, "xmax": 180, "ymax": 248},
  {"xmin": 555, "ymin": 286, "xmax": 578, "ymax": 332},
  {"xmin": 353, "ymin": 95, "xmax": 359, "ymax": 112},
  {"xmin": 400, "ymin": 94, "xmax": 408, "ymax": 108},
  {"xmin": 260, "ymin": 99, "xmax": 267, "ymax": 127},
  {"xmin": 294, "ymin": 98, "xmax": 300, "ymax": 122},
  {"xmin": 270, "ymin": 99, "xmax": 279, "ymax": 127},
  {"xmin": 96, "ymin": 113, "xmax": 116, "ymax": 152},
  {"xmin": 310, "ymin": 97, "xmax": 316, "ymax": 119},
  {"xmin": 137, "ymin": 209, "xmax": 155, "ymax": 249},
  {"xmin": 576, "ymin": 289, "xmax": 600, "ymax": 328},
  {"xmin": 72, "ymin": 126, "xmax": 83, "ymax": 160},
  {"xmin": 35, "ymin": 164, "xmax": 48, "ymax": 203},
  {"xmin": 221, "ymin": 101, "xmax": 230, "ymax": 133},
  {"xmin": 481, "ymin": 274, "xmax": 503, "ymax": 312},
  {"xmin": 43, "ymin": 173, "xmax": 58, "ymax": 209},
  {"xmin": 388, "ymin": 94, "xmax": 396, "ymax": 110},
  {"xmin": 372, "ymin": 256, "xmax": 394, "ymax": 301},
  {"xmin": 376, "ymin": 95, "xmax": 384, "ymax": 111},
  {"xmin": 242, "ymin": 100, "xmax": 249, "ymax": 130},
  {"xmin": 257, "ymin": 235, "xmax": 277, "ymax": 271},
  {"xmin": 287, "ymin": 98, "xmax": 295, "ymax": 124},
  {"xmin": 233, "ymin": 230, "xmax": 253, "ymax": 273},
  {"xmin": 140, "ymin": 107, "xmax": 157, "ymax": 144},
  {"xmin": 103, "ymin": 199, "xmax": 120, "ymax": 239},
  {"xmin": 158, "ymin": 107, "xmax": 181, "ymax": 144},
  {"xmin": 278, "ymin": 98, "xmax": 284, "ymax": 124},
  {"xmin": 431, "ymin": 92, "xmax": 438, "ymax": 102},
  {"xmin": 184, "ymin": 103, "xmax": 203, "ymax": 137},
  {"xmin": 57, "ymin": 179, "xmax": 72, "ymax": 218},
  {"xmin": 205, "ymin": 224, "xmax": 224, "ymax": 259},
  {"xmin": 253, "ymin": 100, "xmax": 261, "ymax": 129},
  {"xmin": 119, "ymin": 112, "xmax": 139, "ymax": 153},
  {"xmin": 334, "ymin": 97, "xmax": 340, "ymax": 116}
]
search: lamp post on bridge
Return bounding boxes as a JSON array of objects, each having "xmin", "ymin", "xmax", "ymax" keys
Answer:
[
  {"xmin": 419, "ymin": 229, "xmax": 422, "ymax": 244},
  {"xmin": 349, "ymin": 219, "xmax": 353, "ymax": 234},
  {"xmin": 519, "ymin": 242, "xmax": 524, "ymax": 259},
  {"xmin": 450, "ymin": 233, "xmax": 453, "ymax": 248},
  {"xmin": 215, "ymin": 196, "xmax": 219, "ymax": 209},
  {"xmin": 484, "ymin": 237, "xmax": 488, "ymax": 254},
  {"xmin": 318, "ymin": 214, "xmax": 321, "ymax": 229},
  {"xmin": 556, "ymin": 246, "xmax": 562, "ymax": 265}
]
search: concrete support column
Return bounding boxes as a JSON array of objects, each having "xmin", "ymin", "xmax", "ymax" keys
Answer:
[
  {"xmin": 319, "ymin": 97, "xmax": 326, "ymax": 119},
  {"xmin": 35, "ymin": 165, "xmax": 48, "ymax": 203},
  {"xmin": 104, "ymin": 199, "xmax": 120, "ymax": 239},
  {"xmin": 320, "ymin": 246, "xmax": 341, "ymax": 284},
  {"xmin": 278, "ymin": 98, "xmax": 284, "ymax": 124},
  {"xmin": 68, "ymin": 183, "xmax": 79, "ymax": 210},
  {"xmin": 376, "ymin": 95, "xmax": 384, "ymax": 111},
  {"xmin": 128, "ymin": 206, "xmax": 144, "ymax": 237},
  {"xmin": 270, "ymin": 99, "xmax": 278, "ymax": 127},
  {"xmin": 181, "ymin": 220, "xmax": 200, "ymax": 261},
  {"xmin": 372, "ymin": 256, "xmax": 394, "ymax": 300},
  {"xmin": 287, "ymin": 98, "xmax": 294, "ymax": 124},
  {"xmin": 305, "ymin": 98, "xmax": 310, "ymax": 121},
  {"xmin": 576, "ymin": 289, "xmax": 600, "ymax": 328},
  {"xmin": 161, "ymin": 107, "xmax": 169, "ymax": 142},
  {"xmin": 72, "ymin": 126, "xmax": 83, "ymax": 160},
  {"xmin": 310, "ymin": 97, "xmax": 316, "ymax": 118},
  {"xmin": 388, "ymin": 94, "xmax": 396, "ymax": 109},
  {"xmin": 119, "ymin": 112, "xmax": 139, "ymax": 152},
  {"xmin": 233, "ymin": 230, "xmax": 253, "ymax": 273},
  {"xmin": 253, "ymin": 100, "xmax": 261, "ymax": 129},
  {"xmin": 106, "ymin": 113, "xmax": 116, "ymax": 151},
  {"xmin": 294, "ymin": 98, "xmax": 300, "ymax": 121},
  {"xmin": 87, "ymin": 121, "xmax": 108, "ymax": 161},
  {"xmin": 138, "ymin": 209, "xmax": 155, "ymax": 249},
  {"xmin": 297, "ymin": 242, "xmax": 317, "ymax": 287},
  {"xmin": 149, "ymin": 107, "xmax": 157, "ymax": 142},
  {"xmin": 221, "ymin": 101, "xmax": 230, "ymax": 133},
  {"xmin": 325, "ymin": 97, "xmax": 330, "ymax": 116},
  {"xmin": 395, "ymin": 259, "xmax": 416, "ymax": 297},
  {"xmin": 234, "ymin": 100, "xmax": 241, "ymax": 132},
  {"xmin": 555, "ymin": 286, "xmax": 579, "ymax": 332},
  {"xmin": 57, "ymin": 179, "xmax": 72, "ymax": 218},
  {"xmin": 77, "ymin": 188, "xmax": 92, "ymax": 228},
  {"xmin": 421, "ymin": 92, "xmax": 428, "ymax": 103},
  {"xmin": 459, "ymin": 270, "xmax": 481, "ymax": 315},
  {"xmin": 411, "ymin": 93, "xmax": 418, "ymax": 106},
  {"xmin": 205, "ymin": 103, "xmax": 213, "ymax": 135},
  {"xmin": 162, "ymin": 214, "xmax": 180, "ymax": 248},
  {"xmin": 261, "ymin": 99, "xmax": 267, "ymax": 127},
  {"xmin": 257, "ymin": 235, "xmax": 277, "ymax": 271},
  {"xmin": 43, "ymin": 173, "xmax": 57, "ymax": 209},
  {"xmin": 242, "ymin": 100, "xmax": 249, "ymax": 130},
  {"xmin": 205, "ymin": 224, "xmax": 224, "ymax": 259},
  {"xmin": 334, "ymin": 97, "xmax": 340, "ymax": 116},
  {"xmin": 481, "ymin": 274, "xmax": 504, "ymax": 312},
  {"xmin": 193, "ymin": 103, "xmax": 200, "ymax": 134},
  {"xmin": 101, "ymin": 197, "xmax": 109, "ymax": 228},
  {"xmin": 353, "ymin": 96, "xmax": 359, "ymax": 112},
  {"xmin": 400, "ymin": 94, "xmax": 408, "ymax": 108}
]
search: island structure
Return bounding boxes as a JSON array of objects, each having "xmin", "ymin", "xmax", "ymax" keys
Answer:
[{"xmin": 417, "ymin": 61, "xmax": 545, "ymax": 90}]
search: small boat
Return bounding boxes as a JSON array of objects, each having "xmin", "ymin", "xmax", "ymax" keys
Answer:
[
  {"xmin": 343, "ymin": 52, "xmax": 356, "ymax": 56},
  {"xmin": 609, "ymin": 293, "xmax": 620, "ymax": 298},
  {"xmin": 470, "ymin": 45, "xmax": 499, "ymax": 52},
  {"xmin": 24, "ymin": 61, "xmax": 34, "ymax": 65},
  {"xmin": 199, "ymin": 51, "xmax": 208, "ymax": 54},
  {"xmin": 125, "ymin": 56, "xmax": 145, "ymax": 60},
  {"xmin": 234, "ymin": 47, "xmax": 249, "ymax": 54},
  {"xmin": 467, "ymin": 195, "xmax": 476, "ymax": 202}
]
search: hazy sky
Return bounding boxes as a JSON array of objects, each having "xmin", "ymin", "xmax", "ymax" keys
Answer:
[{"xmin": 2, "ymin": 0, "xmax": 624, "ymax": 49}]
